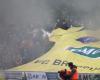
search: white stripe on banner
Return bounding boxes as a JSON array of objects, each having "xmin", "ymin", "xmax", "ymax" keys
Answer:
[{"xmin": 25, "ymin": 72, "xmax": 47, "ymax": 80}]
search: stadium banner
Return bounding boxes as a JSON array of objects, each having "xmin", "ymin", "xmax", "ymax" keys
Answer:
[
  {"xmin": 25, "ymin": 72, "xmax": 47, "ymax": 80},
  {"xmin": 79, "ymin": 73, "xmax": 100, "ymax": 80},
  {"xmin": 9, "ymin": 27, "xmax": 100, "ymax": 73},
  {"xmin": 46, "ymin": 73, "xmax": 100, "ymax": 80},
  {"xmin": 3, "ymin": 71, "xmax": 100, "ymax": 80},
  {"xmin": 4, "ymin": 71, "xmax": 23, "ymax": 80}
]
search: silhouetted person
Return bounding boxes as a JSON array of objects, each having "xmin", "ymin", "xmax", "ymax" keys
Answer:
[
  {"xmin": 58, "ymin": 62, "xmax": 78, "ymax": 80},
  {"xmin": 55, "ymin": 19, "xmax": 71, "ymax": 30},
  {"xmin": 67, "ymin": 62, "xmax": 78, "ymax": 80},
  {"xmin": 58, "ymin": 69, "xmax": 71, "ymax": 80}
]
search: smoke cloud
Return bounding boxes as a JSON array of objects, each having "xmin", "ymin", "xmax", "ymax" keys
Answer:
[
  {"xmin": 0, "ymin": 0, "xmax": 100, "ymax": 69},
  {"xmin": 73, "ymin": 0, "xmax": 100, "ymax": 37},
  {"xmin": 47, "ymin": 0, "xmax": 100, "ymax": 37},
  {"xmin": 0, "ymin": 0, "xmax": 54, "ymax": 69},
  {"xmin": 73, "ymin": 0, "xmax": 100, "ymax": 29},
  {"xmin": 48, "ymin": 0, "xmax": 100, "ymax": 29}
]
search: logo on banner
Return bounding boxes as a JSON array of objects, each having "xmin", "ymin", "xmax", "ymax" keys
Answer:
[
  {"xmin": 25, "ymin": 72, "xmax": 47, "ymax": 80},
  {"xmin": 76, "ymin": 36, "xmax": 98, "ymax": 43},
  {"xmin": 66, "ymin": 46, "xmax": 100, "ymax": 58}
]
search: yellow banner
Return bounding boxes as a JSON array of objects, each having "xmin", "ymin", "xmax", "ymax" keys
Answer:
[{"xmin": 9, "ymin": 27, "xmax": 100, "ymax": 73}]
